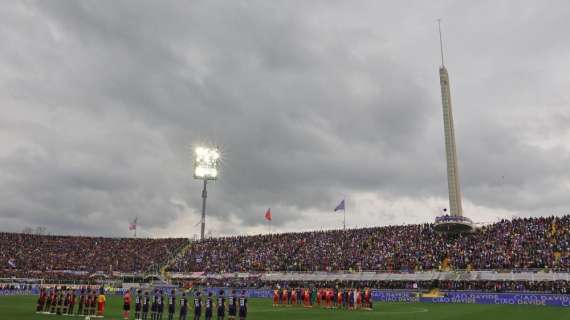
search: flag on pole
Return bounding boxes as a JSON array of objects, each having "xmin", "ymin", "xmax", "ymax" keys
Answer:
[
  {"xmin": 334, "ymin": 200, "xmax": 345, "ymax": 212},
  {"xmin": 265, "ymin": 208, "xmax": 272, "ymax": 221},
  {"xmin": 129, "ymin": 217, "xmax": 138, "ymax": 231}
]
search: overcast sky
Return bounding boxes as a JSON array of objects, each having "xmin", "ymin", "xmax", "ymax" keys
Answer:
[{"xmin": 1, "ymin": 1, "xmax": 569, "ymax": 238}]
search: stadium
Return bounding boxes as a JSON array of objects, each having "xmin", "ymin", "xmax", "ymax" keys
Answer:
[
  {"xmin": 1, "ymin": 215, "xmax": 570, "ymax": 319},
  {"xmin": 1, "ymin": 1, "xmax": 570, "ymax": 320}
]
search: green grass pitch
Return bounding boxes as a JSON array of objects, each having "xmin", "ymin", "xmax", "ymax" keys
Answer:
[{"xmin": 1, "ymin": 295, "xmax": 569, "ymax": 320}]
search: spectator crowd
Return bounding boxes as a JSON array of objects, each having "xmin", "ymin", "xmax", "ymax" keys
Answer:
[
  {"xmin": 0, "ymin": 233, "xmax": 188, "ymax": 276},
  {"xmin": 1, "ymin": 215, "xmax": 568, "ymax": 279},
  {"xmin": 168, "ymin": 215, "xmax": 569, "ymax": 273}
]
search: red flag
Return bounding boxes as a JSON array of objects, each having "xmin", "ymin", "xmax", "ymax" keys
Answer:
[
  {"xmin": 265, "ymin": 208, "xmax": 272, "ymax": 221},
  {"xmin": 129, "ymin": 217, "xmax": 137, "ymax": 230}
]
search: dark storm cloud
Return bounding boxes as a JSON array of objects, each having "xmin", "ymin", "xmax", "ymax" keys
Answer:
[{"xmin": 1, "ymin": 1, "xmax": 570, "ymax": 236}]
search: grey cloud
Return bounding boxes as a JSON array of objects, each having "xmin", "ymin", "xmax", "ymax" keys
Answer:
[{"xmin": 1, "ymin": 0, "xmax": 570, "ymax": 236}]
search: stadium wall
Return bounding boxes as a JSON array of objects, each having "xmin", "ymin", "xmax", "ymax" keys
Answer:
[
  {"xmin": 375, "ymin": 290, "xmax": 570, "ymax": 307},
  {"xmin": 191, "ymin": 288, "xmax": 570, "ymax": 307}
]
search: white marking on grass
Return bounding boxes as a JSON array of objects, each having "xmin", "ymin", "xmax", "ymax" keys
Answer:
[
  {"xmin": 375, "ymin": 307, "xmax": 429, "ymax": 314},
  {"xmin": 254, "ymin": 307, "xmax": 430, "ymax": 314}
]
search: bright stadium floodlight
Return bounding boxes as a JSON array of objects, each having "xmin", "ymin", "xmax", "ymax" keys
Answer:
[
  {"xmin": 193, "ymin": 145, "xmax": 221, "ymax": 240},
  {"xmin": 194, "ymin": 146, "xmax": 220, "ymax": 180}
]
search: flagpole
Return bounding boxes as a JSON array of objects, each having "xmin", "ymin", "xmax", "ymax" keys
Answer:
[{"xmin": 343, "ymin": 199, "xmax": 346, "ymax": 230}]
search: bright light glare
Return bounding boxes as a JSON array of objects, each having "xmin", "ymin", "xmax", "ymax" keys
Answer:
[{"xmin": 193, "ymin": 146, "xmax": 220, "ymax": 180}]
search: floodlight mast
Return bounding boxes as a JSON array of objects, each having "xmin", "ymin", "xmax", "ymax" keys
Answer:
[
  {"xmin": 193, "ymin": 146, "xmax": 220, "ymax": 240},
  {"xmin": 200, "ymin": 179, "xmax": 207, "ymax": 240}
]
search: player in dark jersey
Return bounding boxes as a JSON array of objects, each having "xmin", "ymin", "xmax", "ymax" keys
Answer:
[
  {"xmin": 68, "ymin": 289, "xmax": 76, "ymax": 315},
  {"xmin": 83, "ymin": 289, "xmax": 90, "ymax": 316},
  {"xmin": 143, "ymin": 291, "xmax": 150, "ymax": 320},
  {"xmin": 193, "ymin": 291, "xmax": 202, "ymax": 320},
  {"xmin": 62, "ymin": 288, "xmax": 70, "ymax": 314},
  {"xmin": 90, "ymin": 289, "xmax": 97, "ymax": 315},
  {"xmin": 151, "ymin": 289, "xmax": 159, "ymax": 320},
  {"xmin": 238, "ymin": 291, "xmax": 247, "ymax": 320},
  {"xmin": 135, "ymin": 289, "xmax": 142, "ymax": 320},
  {"xmin": 51, "ymin": 288, "xmax": 59, "ymax": 314},
  {"xmin": 56, "ymin": 288, "xmax": 64, "ymax": 315},
  {"xmin": 332, "ymin": 288, "xmax": 337, "ymax": 309},
  {"xmin": 179, "ymin": 292, "xmax": 188, "ymax": 320},
  {"xmin": 84, "ymin": 289, "xmax": 90, "ymax": 316},
  {"xmin": 83, "ymin": 288, "xmax": 91, "ymax": 316},
  {"xmin": 167, "ymin": 289, "xmax": 176, "ymax": 320},
  {"xmin": 227, "ymin": 290, "xmax": 237, "ymax": 320},
  {"xmin": 205, "ymin": 292, "xmax": 213, "ymax": 320},
  {"xmin": 158, "ymin": 290, "xmax": 165, "ymax": 320},
  {"xmin": 44, "ymin": 288, "xmax": 53, "ymax": 313},
  {"xmin": 76, "ymin": 288, "xmax": 85, "ymax": 315},
  {"xmin": 216, "ymin": 290, "xmax": 225, "ymax": 320},
  {"xmin": 52, "ymin": 289, "xmax": 58, "ymax": 315}
]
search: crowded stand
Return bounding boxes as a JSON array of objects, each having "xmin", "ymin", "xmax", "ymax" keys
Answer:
[
  {"xmin": 168, "ymin": 215, "xmax": 570, "ymax": 273},
  {"xmin": 1, "ymin": 215, "xmax": 568, "ymax": 296},
  {"xmin": 0, "ymin": 233, "xmax": 188, "ymax": 275}
]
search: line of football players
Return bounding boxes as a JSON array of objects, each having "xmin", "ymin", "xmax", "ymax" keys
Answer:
[
  {"xmin": 36, "ymin": 286, "xmax": 106, "ymax": 316},
  {"xmin": 128, "ymin": 289, "xmax": 248, "ymax": 320},
  {"xmin": 272, "ymin": 287, "xmax": 373, "ymax": 310}
]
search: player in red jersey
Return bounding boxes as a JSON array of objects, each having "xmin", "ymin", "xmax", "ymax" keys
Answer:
[
  {"xmin": 36, "ymin": 287, "xmax": 46, "ymax": 313},
  {"xmin": 123, "ymin": 289, "xmax": 131, "ymax": 319},
  {"xmin": 273, "ymin": 288, "xmax": 279, "ymax": 307},
  {"xmin": 97, "ymin": 290, "xmax": 106, "ymax": 316},
  {"xmin": 303, "ymin": 289, "xmax": 310, "ymax": 308},
  {"xmin": 290, "ymin": 288, "xmax": 297, "ymax": 306},
  {"xmin": 281, "ymin": 288, "xmax": 288, "ymax": 307},
  {"xmin": 356, "ymin": 289, "xmax": 362, "ymax": 309},
  {"xmin": 323, "ymin": 289, "xmax": 330, "ymax": 309},
  {"xmin": 363, "ymin": 288, "xmax": 372, "ymax": 310}
]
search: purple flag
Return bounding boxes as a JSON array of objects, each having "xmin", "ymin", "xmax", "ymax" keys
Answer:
[{"xmin": 334, "ymin": 200, "xmax": 345, "ymax": 212}]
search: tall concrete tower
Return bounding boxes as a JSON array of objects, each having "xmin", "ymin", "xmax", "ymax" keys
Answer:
[
  {"xmin": 434, "ymin": 20, "xmax": 472, "ymax": 233},
  {"xmin": 438, "ymin": 23, "xmax": 463, "ymax": 217}
]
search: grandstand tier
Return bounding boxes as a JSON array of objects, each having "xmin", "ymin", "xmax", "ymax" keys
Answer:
[
  {"xmin": 1, "ymin": 215, "xmax": 568, "ymax": 278},
  {"xmin": 167, "ymin": 215, "xmax": 569, "ymax": 273}
]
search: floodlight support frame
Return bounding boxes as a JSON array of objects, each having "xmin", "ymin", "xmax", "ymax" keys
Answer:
[{"xmin": 200, "ymin": 179, "xmax": 207, "ymax": 240}]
